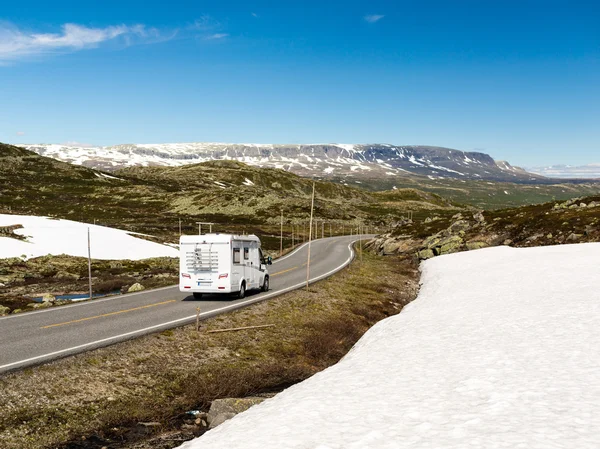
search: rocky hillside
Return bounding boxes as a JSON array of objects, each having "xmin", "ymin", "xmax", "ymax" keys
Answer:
[
  {"xmin": 368, "ymin": 195, "xmax": 600, "ymax": 259},
  {"xmin": 0, "ymin": 143, "xmax": 463, "ymax": 241},
  {"xmin": 20, "ymin": 142, "xmax": 540, "ymax": 182}
]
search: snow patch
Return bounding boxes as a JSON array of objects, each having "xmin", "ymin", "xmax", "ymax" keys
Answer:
[
  {"xmin": 179, "ymin": 243, "xmax": 600, "ymax": 449},
  {"xmin": 0, "ymin": 214, "xmax": 178, "ymax": 260}
]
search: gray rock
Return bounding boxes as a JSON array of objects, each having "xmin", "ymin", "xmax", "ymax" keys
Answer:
[
  {"xmin": 127, "ymin": 283, "xmax": 145, "ymax": 293},
  {"xmin": 437, "ymin": 235, "xmax": 464, "ymax": 255},
  {"xmin": 208, "ymin": 412, "xmax": 237, "ymax": 429},
  {"xmin": 473, "ymin": 212, "xmax": 485, "ymax": 223},
  {"xmin": 566, "ymin": 233, "xmax": 583, "ymax": 242},
  {"xmin": 449, "ymin": 220, "xmax": 471, "ymax": 233},
  {"xmin": 466, "ymin": 241, "xmax": 488, "ymax": 251},
  {"xmin": 207, "ymin": 397, "xmax": 267, "ymax": 428},
  {"xmin": 54, "ymin": 271, "xmax": 80, "ymax": 281},
  {"xmin": 42, "ymin": 293, "xmax": 56, "ymax": 303},
  {"xmin": 417, "ymin": 249, "xmax": 435, "ymax": 260}
]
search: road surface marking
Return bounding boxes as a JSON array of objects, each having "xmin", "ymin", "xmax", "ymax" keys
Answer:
[
  {"xmin": 271, "ymin": 266, "xmax": 298, "ymax": 277},
  {"xmin": 41, "ymin": 300, "xmax": 177, "ymax": 329}
]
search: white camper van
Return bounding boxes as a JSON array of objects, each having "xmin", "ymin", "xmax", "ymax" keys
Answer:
[{"xmin": 179, "ymin": 234, "xmax": 272, "ymax": 299}]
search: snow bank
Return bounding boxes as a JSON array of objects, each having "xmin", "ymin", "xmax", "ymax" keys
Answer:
[
  {"xmin": 179, "ymin": 243, "xmax": 600, "ymax": 449},
  {"xmin": 0, "ymin": 214, "xmax": 178, "ymax": 260}
]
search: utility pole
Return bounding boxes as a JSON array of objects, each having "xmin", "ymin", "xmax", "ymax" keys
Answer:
[
  {"xmin": 179, "ymin": 218, "xmax": 182, "ymax": 236},
  {"xmin": 329, "ymin": 222, "xmax": 332, "ymax": 237},
  {"xmin": 87, "ymin": 227, "xmax": 93, "ymax": 300},
  {"xmin": 321, "ymin": 221, "xmax": 324, "ymax": 239},
  {"xmin": 359, "ymin": 224, "xmax": 363, "ymax": 263},
  {"xmin": 291, "ymin": 223, "xmax": 294, "ymax": 248},
  {"xmin": 280, "ymin": 209, "xmax": 284, "ymax": 256},
  {"xmin": 306, "ymin": 181, "xmax": 315, "ymax": 290}
]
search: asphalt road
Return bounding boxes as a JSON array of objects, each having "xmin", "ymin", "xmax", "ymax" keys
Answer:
[{"xmin": 0, "ymin": 235, "xmax": 370, "ymax": 374}]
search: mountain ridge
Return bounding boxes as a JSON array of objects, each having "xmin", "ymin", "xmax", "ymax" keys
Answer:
[{"xmin": 19, "ymin": 142, "xmax": 541, "ymax": 183}]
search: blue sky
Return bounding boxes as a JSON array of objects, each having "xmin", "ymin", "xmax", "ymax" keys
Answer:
[{"xmin": 0, "ymin": 0, "xmax": 598, "ymax": 166}]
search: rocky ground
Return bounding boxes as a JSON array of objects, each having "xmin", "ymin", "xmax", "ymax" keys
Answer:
[
  {"xmin": 368, "ymin": 196, "xmax": 600, "ymax": 260},
  {"xmin": 0, "ymin": 256, "xmax": 178, "ymax": 316}
]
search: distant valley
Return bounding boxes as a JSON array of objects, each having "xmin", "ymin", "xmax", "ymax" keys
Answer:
[{"xmin": 527, "ymin": 163, "xmax": 600, "ymax": 179}]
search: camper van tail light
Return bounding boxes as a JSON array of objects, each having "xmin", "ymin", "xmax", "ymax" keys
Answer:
[
  {"xmin": 182, "ymin": 273, "xmax": 191, "ymax": 279},
  {"xmin": 218, "ymin": 273, "xmax": 229, "ymax": 279}
]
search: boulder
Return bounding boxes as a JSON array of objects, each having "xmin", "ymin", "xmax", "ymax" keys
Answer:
[
  {"xmin": 417, "ymin": 249, "xmax": 435, "ymax": 260},
  {"xmin": 208, "ymin": 412, "xmax": 237, "ymax": 429},
  {"xmin": 473, "ymin": 212, "xmax": 486, "ymax": 223},
  {"xmin": 54, "ymin": 271, "xmax": 80, "ymax": 281},
  {"xmin": 437, "ymin": 235, "xmax": 464, "ymax": 255},
  {"xmin": 127, "ymin": 283, "xmax": 145, "ymax": 293},
  {"xmin": 382, "ymin": 240, "xmax": 403, "ymax": 254},
  {"xmin": 42, "ymin": 293, "xmax": 56, "ymax": 303},
  {"xmin": 566, "ymin": 233, "xmax": 583, "ymax": 242},
  {"xmin": 448, "ymin": 220, "xmax": 471, "ymax": 233},
  {"xmin": 423, "ymin": 234, "xmax": 442, "ymax": 249},
  {"xmin": 207, "ymin": 397, "xmax": 267, "ymax": 429},
  {"xmin": 466, "ymin": 241, "xmax": 488, "ymax": 251}
]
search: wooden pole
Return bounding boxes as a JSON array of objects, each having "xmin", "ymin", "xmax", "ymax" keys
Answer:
[
  {"xmin": 206, "ymin": 324, "xmax": 275, "ymax": 334},
  {"xmin": 306, "ymin": 181, "xmax": 315, "ymax": 290},
  {"xmin": 196, "ymin": 307, "xmax": 201, "ymax": 332},
  {"xmin": 87, "ymin": 227, "xmax": 92, "ymax": 300},
  {"xmin": 179, "ymin": 218, "xmax": 182, "ymax": 236}
]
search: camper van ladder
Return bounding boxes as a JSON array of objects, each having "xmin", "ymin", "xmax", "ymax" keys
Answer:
[{"xmin": 186, "ymin": 243, "xmax": 219, "ymax": 272}]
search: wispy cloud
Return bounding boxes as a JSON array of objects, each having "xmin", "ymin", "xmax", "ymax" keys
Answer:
[
  {"xmin": 251, "ymin": 12, "xmax": 259, "ymax": 18},
  {"xmin": 189, "ymin": 15, "xmax": 231, "ymax": 41},
  {"xmin": 364, "ymin": 14, "xmax": 385, "ymax": 23},
  {"xmin": 16, "ymin": 131, "xmax": 25, "ymax": 136},
  {"xmin": 205, "ymin": 33, "xmax": 229, "ymax": 40},
  {"xmin": 0, "ymin": 22, "xmax": 175, "ymax": 62}
]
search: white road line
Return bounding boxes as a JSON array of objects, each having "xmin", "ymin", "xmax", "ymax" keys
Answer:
[{"xmin": 0, "ymin": 240, "xmax": 358, "ymax": 372}]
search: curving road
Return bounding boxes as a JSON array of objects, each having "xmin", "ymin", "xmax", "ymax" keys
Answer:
[{"xmin": 0, "ymin": 235, "xmax": 369, "ymax": 374}]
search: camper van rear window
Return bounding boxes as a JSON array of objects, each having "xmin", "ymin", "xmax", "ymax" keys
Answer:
[
  {"xmin": 244, "ymin": 247, "xmax": 249, "ymax": 260},
  {"xmin": 233, "ymin": 248, "xmax": 241, "ymax": 264}
]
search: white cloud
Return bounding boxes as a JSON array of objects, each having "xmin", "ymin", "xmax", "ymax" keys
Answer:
[
  {"xmin": 16, "ymin": 131, "xmax": 25, "ymax": 136},
  {"xmin": 205, "ymin": 33, "xmax": 229, "ymax": 40},
  {"xmin": 0, "ymin": 22, "xmax": 174, "ymax": 61},
  {"xmin": 251, "ymin": 12, "xmax": 259, "ymax": 18},
  {"xmin": 364, "ymin": 14, "xmax": 385, "ymax": 23}
]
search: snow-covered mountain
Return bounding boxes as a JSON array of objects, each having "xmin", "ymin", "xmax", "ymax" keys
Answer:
[
  {"xmin": 20, "ymin": 142, "xmax": 540, "ymax": 182},
  {"xmin": 527, "ymin": 163, "xmax": 600, "ymax": 179}
]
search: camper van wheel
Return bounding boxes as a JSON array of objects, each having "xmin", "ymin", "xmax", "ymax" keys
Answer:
[
  {"xmin": 262, "ymin": 276, "xmax": 269, "ymax": 292},
  {"xmin": 237, "ymin": 282, "xmax": 246, "ymax": 299},
  {"xmin": 193, "ymin": 292, "xmax": 203, "ymax": 300}
]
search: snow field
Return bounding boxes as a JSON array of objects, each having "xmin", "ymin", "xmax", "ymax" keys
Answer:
[
  {"xmin": 179, "ymin": 243, "xmax": 600, "ymax": 449},
  {"xmin": 0, "ymin": 214, "xmax": 178, "ymax": 260}
]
